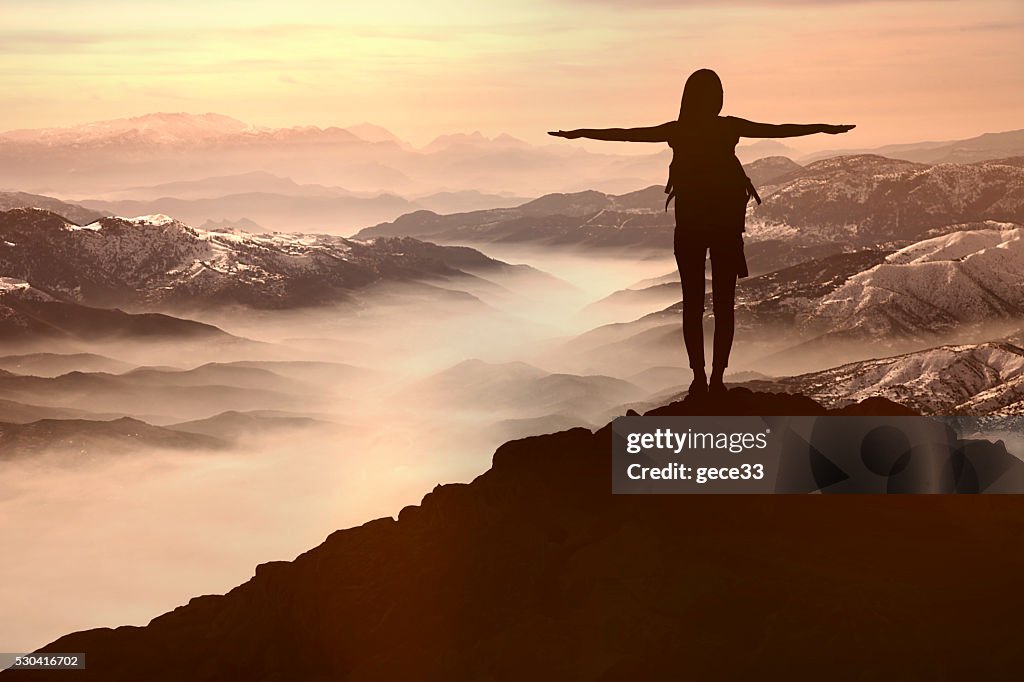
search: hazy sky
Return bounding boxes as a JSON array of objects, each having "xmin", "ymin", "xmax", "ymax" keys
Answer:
[{"xmin": 2, "ymin": 0, "xmax": 1022, "ymax": 148}]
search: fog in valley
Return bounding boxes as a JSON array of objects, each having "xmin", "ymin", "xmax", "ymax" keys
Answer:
[{"xmin": 0, "ymin": 246, "xmax": 689, "ymax": 651}]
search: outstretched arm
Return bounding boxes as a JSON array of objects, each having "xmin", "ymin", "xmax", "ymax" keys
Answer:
[
  {"xmin": 548, "ymin": 122, "xmax": 674, "ymax": 143},
  {"xmin": 732, "ymin": 117, "xmax": 855, "ymax": 138}
]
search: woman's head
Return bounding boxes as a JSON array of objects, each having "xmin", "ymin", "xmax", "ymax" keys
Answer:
[{"xmin": 678, "ymin": 68, "xmax": 723, "ymax": 120}]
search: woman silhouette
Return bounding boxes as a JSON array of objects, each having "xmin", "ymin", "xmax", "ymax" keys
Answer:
[{"xmin": 550, "ymin": 68, "xmax": 854, "ymax": 396}]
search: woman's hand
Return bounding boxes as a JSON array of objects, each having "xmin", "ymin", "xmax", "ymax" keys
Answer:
[
  {"xmin": 822, "ymin": 124, "xmax": 856, "ymax": 134},
  {"xmin": 548, "ymin": 130, "xmax": 582, "ymax": 139}
]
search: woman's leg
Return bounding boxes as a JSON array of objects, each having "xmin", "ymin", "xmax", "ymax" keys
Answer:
[
  {"xmin": 708, "ymin": 237, "xmax": 741, "ymax": 390},
  {"xmin": 673, "ymin": 238, "xmax": 708, "ymax": 380}
]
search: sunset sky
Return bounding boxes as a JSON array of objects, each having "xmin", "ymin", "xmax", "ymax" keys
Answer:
[{"xmin": 3, "ymin": 0, "xmax": 1022, "ymax": 149}]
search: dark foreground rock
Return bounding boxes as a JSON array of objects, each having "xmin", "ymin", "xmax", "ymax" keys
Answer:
[{"xmin": 8, "ymin": 390, "xmax": 1024, "ymax": 680}]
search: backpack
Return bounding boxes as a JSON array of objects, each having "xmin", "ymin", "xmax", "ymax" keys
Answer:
[{"xmin": 664, "ymin": 167, "xmax": 762, "ymax": 212}]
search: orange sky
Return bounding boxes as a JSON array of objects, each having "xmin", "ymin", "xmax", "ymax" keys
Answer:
[{"xmin": 2, "ymin": 0, "xmax": 1022, "ymax": 149}]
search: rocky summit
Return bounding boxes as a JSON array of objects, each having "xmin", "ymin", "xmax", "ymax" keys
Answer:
[{"xmin": 12, "ymin": 390, "xmax": 1024, "ymax": 680}]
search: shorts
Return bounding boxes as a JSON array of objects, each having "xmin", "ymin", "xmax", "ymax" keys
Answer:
[{"xmin": 673, "ymin": 227, "xmax": 748, "ymax": 279}]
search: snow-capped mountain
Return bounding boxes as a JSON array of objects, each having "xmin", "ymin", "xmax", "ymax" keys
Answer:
[
  {"xmin": 0, "ymin": 208, "xmax": 536, "ymax": 311},
  {"xmin": 809, "ymin": 225, "xmax": 1023, "ymax": 338},
  {"xmin": 666, "ymin": 249, "xmax": 893, "ymax": 327},
  {"xmin": 747, "ymin": 341, "xmax": 1024, "ymax": 415}
]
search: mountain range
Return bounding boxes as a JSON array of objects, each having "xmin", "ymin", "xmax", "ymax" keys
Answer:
[
  {"xmin": 801, "ymin": 226, "xmax": 1023, "ymax": 340},
  {"xmin": 5, "ymin": 113, "xmax": 1021, "ymax": 230},
  {"xmin": 0, "ymin": 112, "xmax": 672, "ymax": 198},
  {"xmin": 7, "ymin": 152, "xmax": 1023, "ymax": 281},
  {"xmin": 352, "ymin": 154, "xmax": 801, "ymax": 247},
  {"xmin": 744, "ymin": 341, "xmax": 1024, "ymax": 416},
  {"xmin": 356, "ymin": 155, "xmax": 1024, "ymax": 274},
  {"xmin": 0, "ymin": 208, "xmax": 551, "ymax": 312}
]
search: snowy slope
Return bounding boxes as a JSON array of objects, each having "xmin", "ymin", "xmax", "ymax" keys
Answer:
[
  {"xmin": 0, "ymin": 208, "xmax": 518, "ymax": 310},
  {"xmin": 956, "ymin": 375, "xmax": 1024, "ymax": 415},
  {"xmin": 756, "ymin": 341, "xmax": 1024, "ymax": 415},
  {"xmin": 810, "ymin": 225, "xmax": 1023, "ymax": 337}
]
